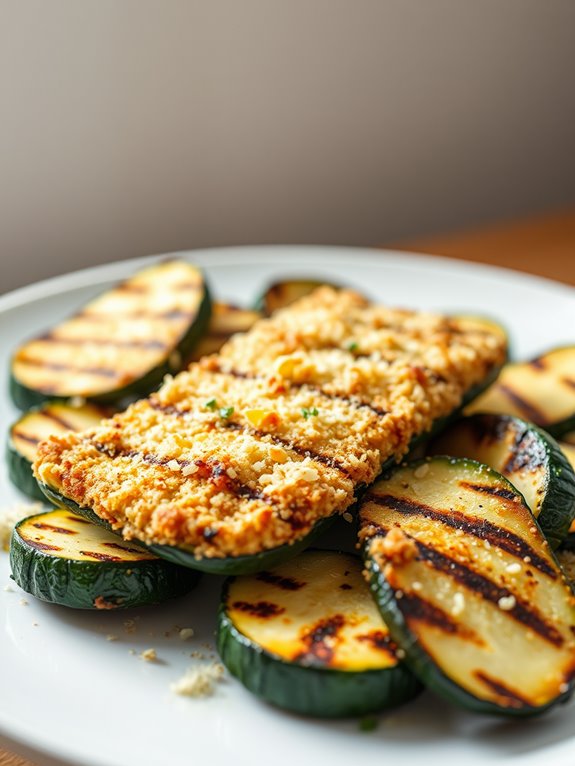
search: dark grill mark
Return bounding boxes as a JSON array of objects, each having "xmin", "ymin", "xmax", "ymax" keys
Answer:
[
  {"xmin": 42, "ymin": 409, "xmax": 83, "ymax": 430},
  {"xmin": 149, "ymin": 400, "xmax": 352, "ymax": 479},
  {"xmin": 293, "ymin": 614, "xmax": 346, "ymax": 666},
  {"xmin": 499, "ymin": 384, "xmax": 549, "ymax": 426},
  {"xmin": 366, "ymin": 493, "xmax": 556, "ymax": 578},
  {"xmin": 79, "ymin": 308, "xmax": 193, "ymax": 321},
  {"xmin": 400, "ymin": 592, "xmax": 480, "ymax": 641},
  {"xmin": 415, "ymin": 540, "xmax": 564, "ymax": 647},
  {"xmin": 67, "ymin": 515, "xmax": 90, "ymax": 524},
  {"xmin": 37, "ymin": 334, "xmax": 168, "ymax": 351},
  {"xmin": 24, "ymin": 539, "xmax": 62, "ymax": 552},
  {"xmin": 211, "ymin": 362, "xmax": 388, "ymax": 419},
  {"xmin": 562, "ymin": 377, "xmax": 575, "ymax": 391},
  {"xmin": 90, "ymin": 441, "xmax": 274, "ymax": 506},
  {"xmin": 256, "ymin": 571, "xmax": 305, "ymax": 591},
  {"xmin": 502, "ymin": 428, "xmax": 546, "ymax": 475},
  {"xmin": 460, "ymin": 481, "xmax": 519, "ymax": 502},
  {"xmin": 357, "ymin": 629, "xmax": 398, "ymax": 657},
  {"xmin": 32, "ymin": 522, "xmax": 76, "ymax": 535},
  {"xmin": 529, "ymin": 357, "xmax": 546, "ymax": 371},
  {"xmin": 102, "ymin": 542, "xmax": 146, "ymax": 554},
  {"xmin": 339, "ymin": 583, "xmax": 353, "ymax": 590},
  {"xmin": 12, "ymin": 431, "xmax": 40, "ymax": 446},
  {"xmin": 474, "ymin": 670, "xmax": 532, "ymax": 708},
  {"xmin": 18, "ymin": 357, "xmax": 120, "ymax": 379},
  {"xmin": 80, "ymin": 550, "xmax": 124, "ymax": 562},
  {"xmin": 232, "ymin": 600, "xmax": 284, "ymax": 618}
]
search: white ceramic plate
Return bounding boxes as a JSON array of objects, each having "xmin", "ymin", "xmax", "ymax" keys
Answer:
[{"xmin": 1, "ymin": 246, "xmax": 575, "ymax": 766}]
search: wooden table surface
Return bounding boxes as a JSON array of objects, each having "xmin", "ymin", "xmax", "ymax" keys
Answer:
[{"xmin": 2, "ymin": 206, "xmax": 575, "ymax": 766}]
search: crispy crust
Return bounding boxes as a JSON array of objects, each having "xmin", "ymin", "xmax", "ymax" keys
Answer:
[{"xmin": 34, "ymin": 287, "xmax": 507, "ymax": 559}]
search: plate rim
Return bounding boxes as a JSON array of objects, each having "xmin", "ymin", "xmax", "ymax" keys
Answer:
[{"xmin": 1, "ymin": 244, "xmax": 575, "ymax": 766}]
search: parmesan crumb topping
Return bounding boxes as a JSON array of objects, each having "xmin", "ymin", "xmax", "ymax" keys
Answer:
[
  {"xmin": 170, "ymin": 663, "xmax": 225, "ymax": 697},
  {"xmin": 497, "ymin": 595, "xmax": 516, "ymax": 611},
  {"xmin": 0, "ymin": 502, "xmax": 43, "ymax": 551},
  {"xmin": 140, "ymin": 648, "xmax": 158, "ymax": 662}
]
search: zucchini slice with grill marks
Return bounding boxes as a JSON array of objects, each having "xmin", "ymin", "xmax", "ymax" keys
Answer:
[
  {"xmin": 466, "ymin": 347, "xmax": 575, "ymax": 437},
  {"xmin": 359, "ymin": 457, "xmax": 575, "ymax": 716},
  {"xmin": 10, "ymin": 260, "xmax": 211, "ymax": 410},
  {"xmin": 217, "ymin": 550, "xmax": 421, "ymax": 717},
  {"xmin": 255, "ymin": 278, "xmax": 339, "ymax": 316},
  {"xmin": 187, "ymin": 303, "xmax": 261, "ymax": 362},
  {"xmin": 37, "ymin": 481, "xmax": 337, "ymax": 576},
  {"xmin": 7, "ymin": 401, "xmax": 111, "ymax": 500},
  {"xmin": 10, "ymin": 509, "xmax": 200, "ymax": 609},
  {"xmin": 428, "ymin": 414, "xmax": 575, "ymax": 549},
  {"xmin": 556, "ymin": 435, "xmax": 575, "ymax": 541}
]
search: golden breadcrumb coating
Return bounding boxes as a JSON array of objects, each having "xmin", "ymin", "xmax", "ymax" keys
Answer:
[{"xmin": 34, "ymin": 287, "xmax": 507, "ymax": 559}]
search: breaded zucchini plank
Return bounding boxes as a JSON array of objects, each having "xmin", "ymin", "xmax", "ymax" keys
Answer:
[{"xmin": 34, "ymin": 288, "xmax": 507, "ymax": 560}]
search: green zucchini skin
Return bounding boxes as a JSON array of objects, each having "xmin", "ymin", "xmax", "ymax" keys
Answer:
[
  {"xmin": 428, "ymin": 414, "xmax": 575, "ymax": 550},
  {"xmin": 365, "ymin": 555, "xmax": 573, "ymax": 718},
  {"xmin": 10, "ymin": 263, "xmax": 212, "ymax": 410},
  {"xmin": 38, "ymin": 482, "xmax": 336, "ymax": 576},
  {"xmin": 6, "ymin": 445, "xmax": 45, "ymax": 501},
  {"xmin": 360, "ymin": 457, "xmax": 575, "ymax": 717},
  {"xmin": 7, "ymin": 401, "xmax": 112, "ymax": 501},
  {"xmin": 254, "ymin": 279, "xmax": 340, "ymax": 316},
  {"xmin": 217, "ymin": 552, "xmax": 421, "ymax": 717},
  {"xmin": 10, "ymin": 511, "xmax": 200, "ymax": 610}
]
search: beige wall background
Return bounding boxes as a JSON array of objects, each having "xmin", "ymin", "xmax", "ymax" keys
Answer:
[{"xmin": 1, "ymin": 0, "xmax": 574, "ymax": 294}]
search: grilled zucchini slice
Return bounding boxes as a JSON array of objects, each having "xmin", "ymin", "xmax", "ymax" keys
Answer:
[
  {"xmin": 10, "ymin": 260, "xmax": 211, "ymax": 409},
  {"xmin": 359, "ymin": 457, "xmax": 575, "ymax": 716},
  {"xmin": 467, "ymin": 347, "xmax": 575, "ymax": 436},
  {"xmin": 7, "ymin": 401, "xmax": 111, "ymax": 500},
  {"xmin": 428, "ymin": 414, "xmax": 575, "ymax": 549},
  {"xmin": 255, "ymin": 279, "xmax": 339, "ymax": 316},
  {"xmin": 10, "ymin": 509, "xmax": 200, "ymax": 609},
  {"xmin": 217, "ymin": 550, "xmax": 421, "ymax": 717},
  {"xmin": 187, "ymin": 303, "xmax": 261, "ymax": 362},
  {"xmin": 37, "ymin": 482, "xmax": 337, "ymax": 575}
]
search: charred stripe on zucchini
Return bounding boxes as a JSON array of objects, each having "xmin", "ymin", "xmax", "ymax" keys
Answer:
[
  {"xmin": 217, "ymin": 550, "xmax": 421, "ymax": 717},
  {"xmin": 360, "ymin": 457, "xmax": 575, "ymax": 716},
  {"xmin": 10, "ymin": 260, "xmax": 211, "ymax": 409},
  {"xmin": 428, "ymin": 414, "xmax": 575, "ymax": 549},
  {"xmin": 7, "ymin": 401, "xmax": 112, "ymax": 501},
  {"xmin": 10, "ymin": 509, "xmax": 200, "ymax": 609}
]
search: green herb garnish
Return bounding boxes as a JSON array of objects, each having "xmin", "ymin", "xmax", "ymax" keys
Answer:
[
  {"xmin": 219, "ymin": 406, "xmax": 234, "ymax": 420},
  {"xmin": 204, "ymin": 398, "xmax": 218, "ymax": 411},
  {"xmin": 347, "ymin": 341, "xmax": 359, "ymax": 352},
  {"xmin": 301, "ymin": 407, "xmax": 319, "ymax": 420}
]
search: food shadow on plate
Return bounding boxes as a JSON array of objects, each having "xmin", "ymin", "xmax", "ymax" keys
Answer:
[
  {"xmin": 30, "ymin": 569, "xmax": 225, "ymax": 651},
  {"xmin": 297, "ymin": 687, "xmax": 575, "ymax": 756}
]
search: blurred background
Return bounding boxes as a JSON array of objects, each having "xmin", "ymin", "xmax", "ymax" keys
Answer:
[{"xmin": 2, "ymin": 0, "xmax": 575, "ymax": 294}]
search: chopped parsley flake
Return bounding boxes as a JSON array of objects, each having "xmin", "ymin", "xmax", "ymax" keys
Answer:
[
  {"xmin": 347, "ymin": 341, "xmax": 359, "ymax": 352},
  {"xmin": 204, "ymin": 398, "xmax": 218, "ymax": 411},
  {"xmin": 301, "ymin": 407, "xmax": 319, "ymax": 420},
  {"xmin": 219, "ymin": 406, "xmax": 234, "ymax": 420}
]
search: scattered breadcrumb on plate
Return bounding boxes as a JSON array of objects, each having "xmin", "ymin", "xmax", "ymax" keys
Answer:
[
  {"xmin": 171, "ymin": 663, "xmax": 225, "ymax": 697},
  {"xmin": 0, "ymin": 502, "xmax": 43, "ymax": 551}
]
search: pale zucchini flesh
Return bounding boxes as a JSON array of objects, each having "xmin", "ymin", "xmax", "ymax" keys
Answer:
[
  {"xmin": 10, "ymin": 260, "xmax": 211, "ymax": 408},
  {"xmin": 255, "ymin": 279, "xmax": 340, "ymax": 316},
  {"xmin": 10, "ymin": 509, "xmax": 200, "ymax": 609},
  {"xmin": 217, "ymin": 550, "xmax": 421, "ymax": 717},
  {"xmin": 360, "ymin": 457, "xmax": 575, "ymax": 716},
  {"xmin": 187, "ymin": 303, "xmax": 261, "ymax": 363},
  {"xmin": 467, "ymin": 347, "xmax": 575, "ymax": 436},
  {"xmin": 428, "ymin": 414, "xmax": 575, "ymax": 549},
  {"xmin": 7, "ymin": 401, "xmax": 111, "ymax": 500}
]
